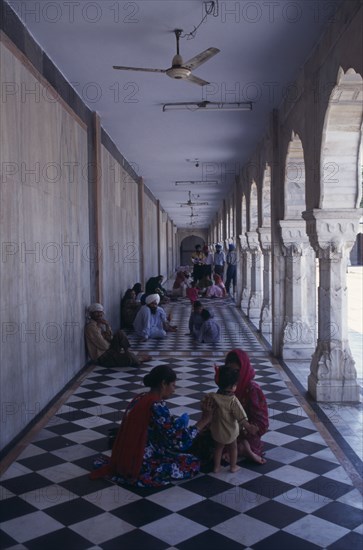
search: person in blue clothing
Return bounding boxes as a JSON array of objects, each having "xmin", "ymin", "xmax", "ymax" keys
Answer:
[
  {"xmin": 188, "ymin": 300, "xmax": 204, "ymax": 339},
  {"xmin": 133, "ymin": 294, "xmax": 177, "ymax": 341},
  {"xmin": 198, "ymin": 308, "xmax": 221, "ymax": 343}
]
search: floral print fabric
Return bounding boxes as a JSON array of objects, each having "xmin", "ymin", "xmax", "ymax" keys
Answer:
[{"xmin": 112, "ymin": 398, "xmax": 200, "ymax": 487}]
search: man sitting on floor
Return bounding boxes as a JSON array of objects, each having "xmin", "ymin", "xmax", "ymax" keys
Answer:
[
  {"xmin": 133, "ymin": 294, "xmax": 177, "ymax": 342},
  {"xmin": 85, "ymin": 303, "xmax": 151, "ymax": 367}
]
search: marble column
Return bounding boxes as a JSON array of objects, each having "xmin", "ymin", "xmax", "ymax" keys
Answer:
[
  {"xmin": 303, "ymin": 209, "xmax": 360, "ymax": 402},
  {"xmin": 246, "ymin": 231, "xmax": 263, "ymax": 326},
  {"xmin": 234, "ymin": 242, "xmax": 243, "ymax": 307},
  {"xmin": 279, "ymin": 220, "xmax": 316, "ymax": 360},
  {"xmin": 239, "ymin": 234, "xmax": 251, "ymax": 315},
  {"xmin": 258, "ymin": 227, "xmax": 272, "ymax": 338}
]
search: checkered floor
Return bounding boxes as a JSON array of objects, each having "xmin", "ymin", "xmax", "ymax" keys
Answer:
[
  {"xmin": 1, "ymin": 298, "xmax": 362, "ymax": 549},
  {"xmin": 126, "ymin": 296, "xmax": 263, "ymax": 354}
]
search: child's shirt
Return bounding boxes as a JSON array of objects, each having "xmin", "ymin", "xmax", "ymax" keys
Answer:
[
  {"xmin": 208, "ymin": 393, "xmax": 248, "ymax": 445},
  {"xmin": 186, "ymin": 287, "xmax": 199, "ymax": 303}
]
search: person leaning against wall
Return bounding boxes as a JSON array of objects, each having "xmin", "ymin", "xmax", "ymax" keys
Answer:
[{"xmin": 85, "ymin": 303, "xmax": 151, "ymax": 367}]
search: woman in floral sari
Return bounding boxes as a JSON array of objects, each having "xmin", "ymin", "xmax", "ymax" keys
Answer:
[
  {"xmin": 217, "ymin": 348, "xmax": 269, "ymax": 463},
  {"xmin": 90, "ymin": 365, "xmax": 213, "ymax": 487}
]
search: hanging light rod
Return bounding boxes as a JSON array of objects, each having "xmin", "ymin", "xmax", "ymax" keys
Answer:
[
  {"xmin": 175, "ymin": 180, "xmax": 218, "ymax": 185},
  {"xmin": 163, "ymin": 101, "xmax": 252, "ymax": 112}
]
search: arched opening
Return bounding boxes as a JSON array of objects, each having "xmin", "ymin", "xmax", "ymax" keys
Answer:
[
  {"xmin": 306, "ymin": 68, "xmax": 363, "ymax": 401},
  {"xmin": 229, "ymin": 202, "xmax": 234, "ymax": 240},
  {"xmin": 285, "ymin": 133, "xmax": 306, "ymax": 219},
  {"xmin": 180, "ymin": 235, "xmax": 204, "ymax": 267},
  {"xmin": 281, "ymin": 132, "xmax": 316, "ymax": 359},
  {"xmin": 262, "ymin": 164, "xmax": 271, "ymax": 228},
  {"xmin": 250, "ymin": 182, "xmax": 258, "ymax": 231},
  {"xmin": 320, "ymin": 68, "xmax": 363, "ymax": 210},
  {"xmin": 259, "ymin": 164, "xmax": 272, "ymax": 340}
]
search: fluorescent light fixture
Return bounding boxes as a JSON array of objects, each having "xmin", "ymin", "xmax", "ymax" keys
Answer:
[
  {"xmin": 163, "ymin": 101, "xmax": 252, "ymax": 112},
  {"xmin": 175, "ymin": 180, "xmax": 218, "ymax": 185}
]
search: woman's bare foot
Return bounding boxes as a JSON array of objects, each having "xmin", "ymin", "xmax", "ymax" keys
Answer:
[
  {"xmin": 247, "ymin": 451, "xmax": 266, "ymax": 464},
  {"xmin": 238, "ymin": 441, "xmax": 266, "ymax": 464},
  {"xmin": 230, "ymin": 465, "xmax": 241, "ymax": 473}
]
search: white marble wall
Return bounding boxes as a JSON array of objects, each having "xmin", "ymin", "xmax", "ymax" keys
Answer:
[
  {"xmin": 143, "ymin": 192, "xmax": 159, "ymax": 279},
  {"xmin": 0, "ymin": 40, "xmax": 90, "ymax": 450},
  {"xmin": 159, "ymin": 213, "xmax": 168, "ymax": 279},
  {"xmin": 100, "ymin": 146, "xmax": 140, "ymax": 329}
]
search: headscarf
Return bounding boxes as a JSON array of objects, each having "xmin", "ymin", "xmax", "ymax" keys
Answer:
[
  {"xmin": 228, "ymin": 243, "xmax": 235, "ymax": 251},
  {"xmin": 88, "ymin": 303, "xmax": 104, "ymax": 313},
  {"xmin": 90, "ymin": 392, "xmax": 160, "ymax": 482},
  {"xmin": 215, "ymin": 348, "xmax": 255, "ymax": 397},
  {"xmin": 225, "ymin": 348, "xmax": 255, "ymax": 396},
  {"xmin": 145, "ymin": 293, "xmax": 160, "ymax": 305},
  {"xmin": 86, "ymin": 303, "xmax": 104, "ymax": 322}
]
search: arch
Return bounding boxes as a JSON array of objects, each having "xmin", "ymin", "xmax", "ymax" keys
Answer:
[
  {"xmin": 219, "ymin": 217, "xmax": 223, "ymax": 242},
  {"xmin": 241, "ymin": 195, "xmax": 247, "ymax": 234},
  {"xmin": 284, "ymin": 132, "xmax": 306, "ymax": 219},
  {"xmin": 320, "ymin": 68, "xmax": 363, "ymax": 209},
  {"xmin": 179, "ymin": 234, "xmax": 204, "ymax": 266},
  {"xmin": 229, "ymin": 202, "xmax": 234, "ymax": 238},
  {"xmin": 250, "ymin": 182, "xmax": 258, "ymax": 230},
  {"xmin": 262, "ymin": 163, "xmax": 271, "ymax": 227}
]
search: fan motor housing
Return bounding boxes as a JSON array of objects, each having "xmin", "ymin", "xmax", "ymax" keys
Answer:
[{"xmin": 166, "ymin": 66, "xmax": 191, "ymax": 80}]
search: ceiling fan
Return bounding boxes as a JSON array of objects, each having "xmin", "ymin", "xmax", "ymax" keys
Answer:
[
  {"xmin": 113, "ymin": 29, "xmax": 220, "ymax": 86},
  {"xmin": 178, "ymin": 190, "xmax": 209, "ymax": 208},
  {"xmin": 183, "ymin": 207, "xmax": 199, "ymax": 218}
]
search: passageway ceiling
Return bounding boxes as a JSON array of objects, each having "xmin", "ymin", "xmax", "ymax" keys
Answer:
[{"xmin": 7, "ymin": 0, "xmax": 341, "ymax": 230}]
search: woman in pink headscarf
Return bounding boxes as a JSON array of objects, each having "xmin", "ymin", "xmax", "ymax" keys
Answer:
[{"xmin": 215, "ymin": 349, "xmax": 269, "ymax": 464}]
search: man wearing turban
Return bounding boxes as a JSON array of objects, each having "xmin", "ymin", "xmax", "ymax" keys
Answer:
[
  {"xmin": 85, "ymin": 303, "xmax": 151, "ymax": 366},
  {"xmin": 133, "ymin": 294, "xmax": 177, "ymax": 341}
]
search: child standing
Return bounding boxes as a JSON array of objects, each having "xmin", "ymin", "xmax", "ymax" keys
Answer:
[{"xmin": 207, "ymin": 367, "xmax": 258, "ymax": 473}]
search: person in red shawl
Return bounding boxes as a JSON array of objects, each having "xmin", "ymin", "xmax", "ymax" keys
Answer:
[
  {"xmin": 215, "ymin": 349, "xmax": 269, "ymax": 464},
  {"xmin": 90, "ymin": 365, "xmax": 213, "ymax": 487}
]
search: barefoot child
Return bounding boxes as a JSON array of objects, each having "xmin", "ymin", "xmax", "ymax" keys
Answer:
[{"xmin": 207, "ymin": 367, "xmax": 258, "ymax": 473}]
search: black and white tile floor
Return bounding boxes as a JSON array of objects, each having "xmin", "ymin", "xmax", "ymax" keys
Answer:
[{"xmin": 1, "ymin": 297, "xmax": 362, "ymax": 549}]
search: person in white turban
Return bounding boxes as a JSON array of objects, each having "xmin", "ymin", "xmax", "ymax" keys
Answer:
[
  {"xmin": 133, "ymin": 294, "xmax": 177, "ymax": 341},
  {"xmin": 85, "ymin": 303, "xmax": 151, "ymax": 366}
]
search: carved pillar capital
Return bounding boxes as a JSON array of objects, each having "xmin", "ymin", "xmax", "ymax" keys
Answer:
[
  {"xmin": 258, "ymin": 227, "xmax": 271, "ymax": 252},
  {"xmin": 246, "ymin": 231, "xmax": 261, "ymax": 253},
  {"xmin": 302, "ymin": 209, "xmax": 362, "ymax": 259},
  {"xmin": 238, "ymin": 233, "xmax": 249, "ymax": 251},
  {"xmin": 279, "ymin": 219, "xmax": 310, "ymax": 257}
]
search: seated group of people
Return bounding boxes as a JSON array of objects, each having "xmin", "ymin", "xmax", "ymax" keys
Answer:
[
  {"xmin": 85, "ymin": 276, "xmax": 178, "ymax": 369},
  {"xmin": 90, "ymin": 348, "xmax": 269, "ymax": 487},
  {"xmin": 173, "ymin": 269, "xmax": 226, "ymax": 302}
]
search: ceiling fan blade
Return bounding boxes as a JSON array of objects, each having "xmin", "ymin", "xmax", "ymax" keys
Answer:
[
  {"xmin": 113, "ymin": 66, "xmax": 166, "ymax": 73},
  {"xmin": 184, "ymin": 47, "xmax": 220, "ymax": 70},
  {"xmin": 178, "ymin": 202, "xmax": 209, "ymax": 207},
  {"xmin": 185, "ymin": 74, "xmax": 210, "ymax": 87}
]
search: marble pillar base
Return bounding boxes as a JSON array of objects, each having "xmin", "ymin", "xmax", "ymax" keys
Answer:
[
  {"xmin": 308, "ymin": 340, "xmax": 360, "ymax": 402},
  {"xmin": 308, "ymin": 373, "xmax": 360, "ymax": 402},
  {"xmin": 283, "ymin": 345, "xmax": 315, "ymax": 361}
]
